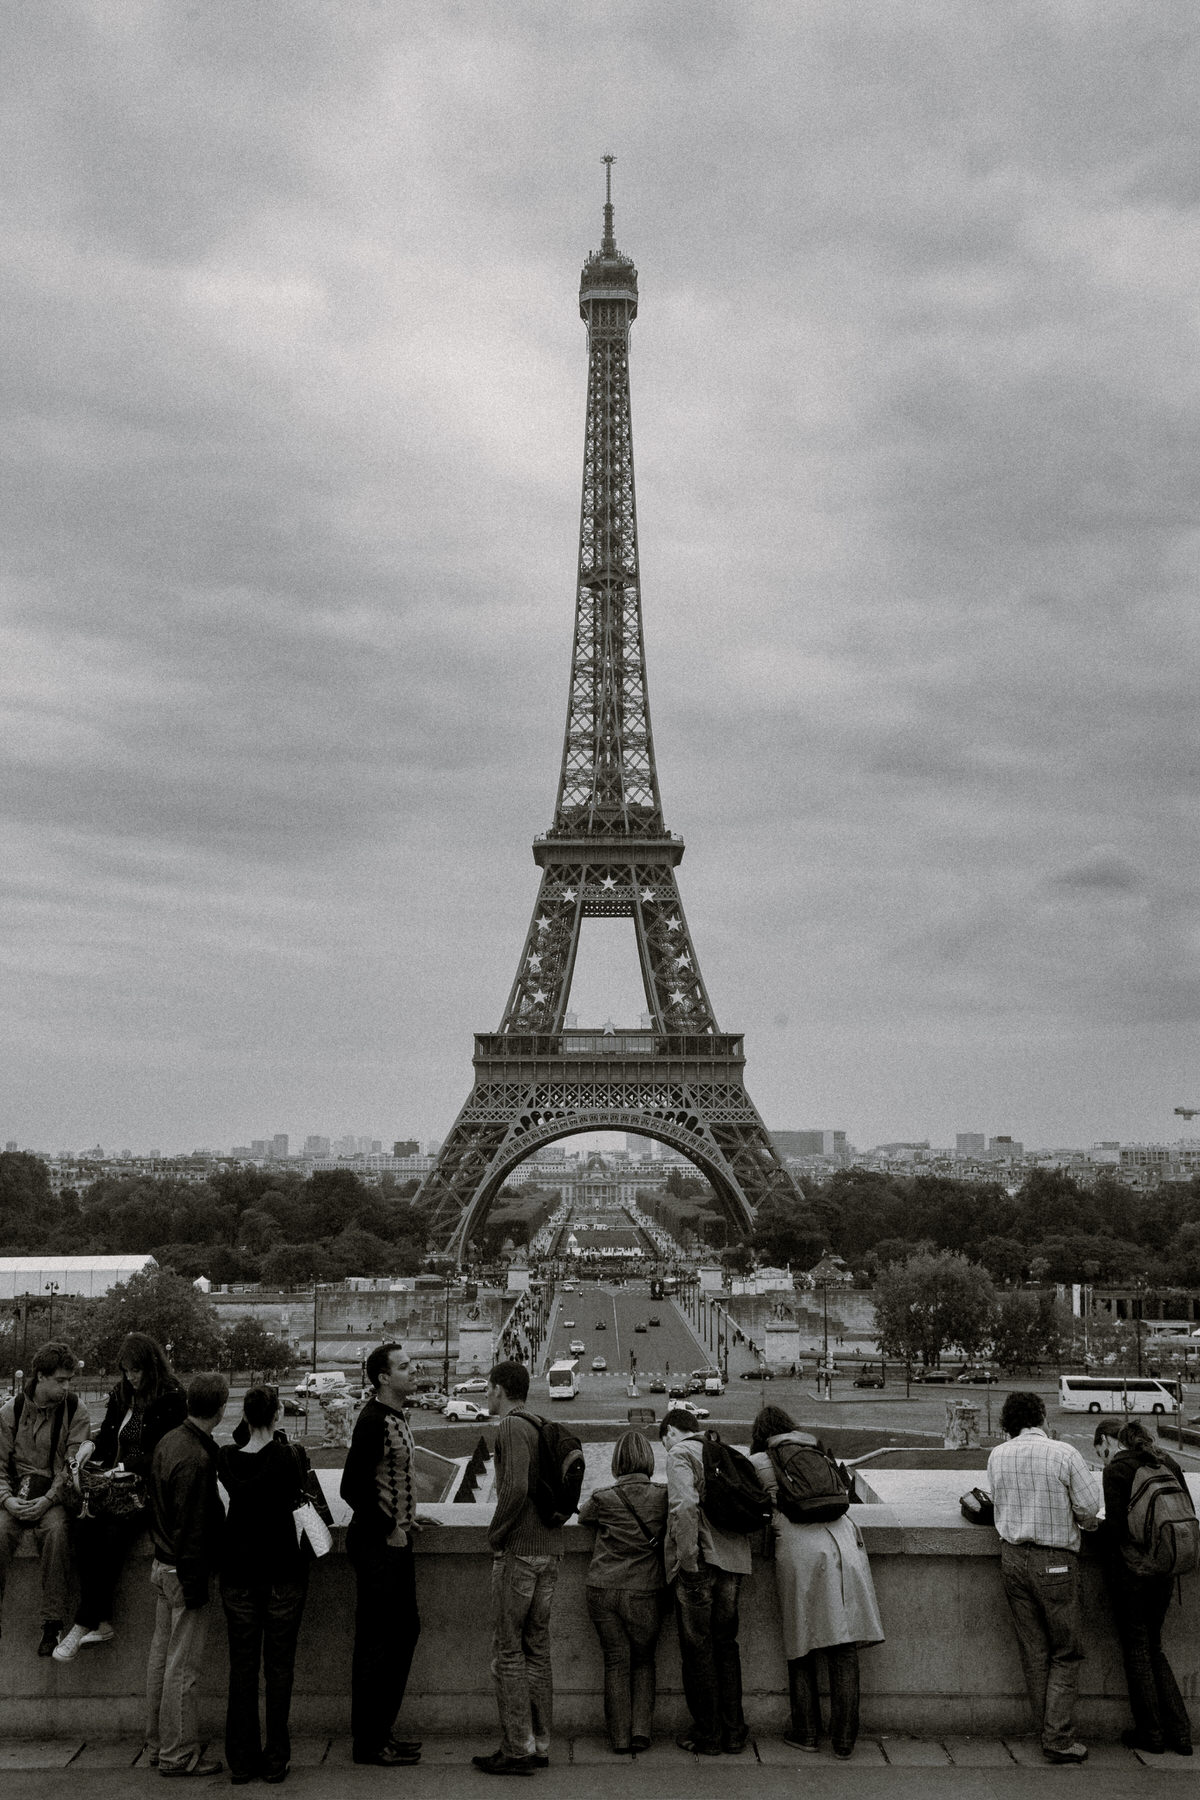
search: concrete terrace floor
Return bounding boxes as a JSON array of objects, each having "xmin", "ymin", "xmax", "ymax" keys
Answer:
[{"xmin": 2, "ymin": 1734, "xmax": 1197, "ymax": 1799}]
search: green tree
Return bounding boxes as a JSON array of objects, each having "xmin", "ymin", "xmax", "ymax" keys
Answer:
[
  {"xmin": 873, "ymin": 1251, "xmax": 997, "ymax": 1368},
  {"xmin": 991, "ymin": 1290, "xmax": 1067, "ymax": 1372},
  {"xmin": 76, "ymin": 1266, "xmax": 224, "ymax": 1373},
  {"xmin": 224, "ymin": 1319, "xmax": 297, "ymax": 1379}
]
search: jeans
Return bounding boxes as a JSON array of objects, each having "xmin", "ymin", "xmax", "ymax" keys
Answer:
[
  {"xmin": 1106, "ymin": 1564, "xmax": 1192, "ymax": 1751},
  {"xmin": 75, "ymin": 1510, "xmax": 147, "ymax": 1629},
  {"xmin": 348, "ymin": 1533, "xmax": 421, "ymax": 1757},
  {"xmin": 146, "ymin": 1560, "xmax": 210, "ymax": 1772},
  {"xmin": 221, "ymin": 1575, "xmax": 309, "ymax": 1778},
  {"xmin": 673, "ymin": 1564, "xmax": 745, "ymax": 1752},
  {"xmin": 1000, "ymin": 1542, "xmax": 1084, "ymax": 1753},
  {"xmin": 788, "ymin": 1646, "xmax": 860, "ymax": 1751},
  {"xmin": 0, "ymin": 1502, "xmax": 74, "ymax": 1622},
  {"xmin": 585, "ymin": 1586, "xmax": 663, "ymax": 1750},
  {"xmin": 491, "ymin": 1551, "xmax": 558, "ymax": 1759}
]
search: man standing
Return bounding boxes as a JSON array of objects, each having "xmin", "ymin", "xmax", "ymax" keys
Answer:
[
  {"xmin": 146, "ymin": 1371, "xmax": 229, "ymax": 1778},
  {"xmin": 659, "ymin": 1406, "xmax": 752, "ymax": 1756},
  {"xmin": 340, "ymin": 1342, "xmax": 424, "ymax": 1768},
  {"xmin": 987, "ymin": 1390, "xmax": 1101, "ymax": 1764},
  {"xmin": 473, "ymin": 1360, "xmax": 563, "ymax": 1777},
  {"xmin": 0, "ymin": 1340, "xmax": 89, "ymax": 1656}
]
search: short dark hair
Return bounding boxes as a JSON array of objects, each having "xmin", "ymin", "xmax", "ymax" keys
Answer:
[
  {"xmin": 611, "ymin": 1430, "xmax": 654, "ymax": 1478},
  {"xmin": 488, "ymin": 1361, "xmax": 529, "ymax": 1402},
  {"xmin": 186, "ymin": 1371, "xmax": 230, "ymax": 1419},
  {"xmin": 999, "ymin": 1391, "xmax": 1046, "ymax": 1437},
  {"xmin": 30, "ymin": 1341, "xmax": 76, "ymax": 1381},
  {"xmin": 365, "ymin": 1342, "xmax": 407, "ymax": 1391},
  {"xmin": 659, "ymin": 1407, "xmax": 702, "ymax": 1439},
  {"xmin": 242, "ymin": 1385, "xmax": 280, "ymax": 1430},
  {"xmin": 749, "ymin": 1404, "xmax": 798, "ymax": 1456}
]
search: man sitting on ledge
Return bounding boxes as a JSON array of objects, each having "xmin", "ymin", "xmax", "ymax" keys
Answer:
[
  {"xmin": 0, "ymin": 1340, "xmax": 89, "ymax": 1659},
  {"xmin": 987, "ymin": 1389, "xmax": 1101, "ymax": 1766}
]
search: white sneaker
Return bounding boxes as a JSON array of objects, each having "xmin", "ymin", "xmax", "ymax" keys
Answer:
[
  {"xmin": 79, "ymin": 1622, "xmax": 115, "ymax": 1645},
  {"xmin": 52, "ymin": 1623, "xmax": 89, "ymax": 1662}
]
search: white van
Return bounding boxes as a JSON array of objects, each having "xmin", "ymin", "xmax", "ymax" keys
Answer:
[
  {"xmin": 294, "ymin": 1371, "xmax": 351, "ymax": 1403},
  {"xmin": 1058, "ymin": 1375, "xmax": 1178, "ymax": 1415}
]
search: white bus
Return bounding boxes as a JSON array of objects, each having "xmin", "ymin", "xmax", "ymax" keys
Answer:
[
  {"xmin": 547, "ymin": 1358, "xmax": 580, "ymax": 1401},
  {"xmin": 1058, "ymin": 1375, "xmax": 1179, "ymax": 1415}
]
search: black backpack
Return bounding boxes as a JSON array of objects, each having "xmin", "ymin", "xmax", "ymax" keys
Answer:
[
  {"xmin": 529, "ymin": 1416, "xmax": 585, "ymax": 1528},
  {"xmin": 699, "ymin": 1429, "xmax": 774, "ymax": 1535},
  {"xmin": 1124, "ymin": 1459, "xmax": 1200, "ymax": 1577},
  {"xmin": 768, "ymin": 1435, "xmax": 851, "ymax": 1526}
]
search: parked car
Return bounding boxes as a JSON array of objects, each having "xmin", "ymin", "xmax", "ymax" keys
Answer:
[
  {"xmin": 443, "ymin": 1399, "xmax": 489, "ymax": 1422},
  {"xmin": 569, "ymin": 1339, "xmax": 586, "ymax": 1354},
  {"xmin": 454, "ymin": 1377, "xmax": 489, "ymax": 1395},
  {"xmin": 853, "ymin": 1374, "xmax": 885, "ymax": 1390},
  {"xmin": 591, "ymin": 1357, "xmax": 607, "ymax": 1372},
  {"xmin": 413, "ymin": 1390, "xmax": 449, "ymax": 1411},
  {"xmin": 739, "ymin": 1368, "xmax": 774, "ymax": 1381},
  {"xmin": 956, "ymin": 1366, "xmax": 998, "ymax": 1385}
]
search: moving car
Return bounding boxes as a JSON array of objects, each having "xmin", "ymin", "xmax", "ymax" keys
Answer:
[
  {"xmin": 956, "ymin": 1366, "xmax": 998, "ymax": 1385},
  {"xmin": 647, "ymin": 1376, "xmax": 666, "ymax": 1394},
  {"xmin": 739, "ymin": 1368, "xmax": 774, "ymax": 1381},
  {"xmin": 454, "ymin": 1377, "xmax": 489, "ymax": 1395},
  {"xmin": 413, "ymin": 1390, "xmax": 449, "ymax": 1411},
  {"xmin": 853, "ymin": 1374, "xmax": 885, "ymax": 1390},
  {"xmin": 674, "ymin": 1399, "xmax": 710, "ymax": 1420},
  {"xmin": 911, "ymin": 1370, "xmax": 953, "ymax": 1384},
  {"xmin": 634, "ymin": 1322, "xmax": 647, "ymax": 1333},
  {"xmin": 647, "ymin": 1316, "xmax": 661, "ymax": 1327},
  {"xmin": 595, "ymin": 1320, "xmax": 607, "ymax": 1330},
  {"xmin": 591, "ymin": 1356, "xmax": 607, "ymax": 1372},
  {"xmin": 569, "ymin": 1339, "xmax": 586, "ymax": 1354},
  {"xmin": 443, "ymin": 1398, "xmax": 489, "ymax": 1422},
  {"xmin": 563, "ymin": 1319, "xmax": 575, "ymax": 1328}
]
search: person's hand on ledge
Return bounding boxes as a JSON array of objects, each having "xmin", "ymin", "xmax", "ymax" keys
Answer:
[{"xmin": 413, "ymin": 1511, "xmax": 442, "ymax": 1529}]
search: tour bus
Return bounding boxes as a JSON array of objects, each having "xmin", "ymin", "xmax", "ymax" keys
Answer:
[
  {"xmin": 1058, "ymin": 1375, "xmax": 1179, "ymax": 1415},
  {"xmin": 547, "ymin": 1358, "xmax": 580, "ymax": 1401}
]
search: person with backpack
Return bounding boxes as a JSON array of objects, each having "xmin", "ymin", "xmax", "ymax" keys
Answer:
[
  {"xmin": 577, "ymin": 1430, "xmax": 668, "ymax": 1754},
  {"xmin": 0, "ymin": 1339, "xmax": 90, "ymax": 1657},
  {"xmin": 658, "ymin": 1406, "xmax": 754, "ymax": 1757},
  {"xmin": 986, "ymin": 1390, "xmax": 1101, "ymax": 1765},
  {"xmin": 1093, "ymin": 1416, "xmax": 1194, "ymax": 1757},
  {"xmin": 748, "ymin": 1406, "xmax": 882, "ymax": 1758},
  {"xmin": 53, "ymin": 1332, "xmax": 185, "ymax": 1663},
  {"xmin": 473, "ymin": 1359, "xmax": 569, "ymax": 1777}
]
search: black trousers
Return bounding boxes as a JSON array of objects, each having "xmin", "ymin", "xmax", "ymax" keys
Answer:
[
  {"xmin": 788, "ymin": 1646, "xmax": 860, "ymax": 1752},
  {"xmin": 221, "ymin": 1574, "xmax": 309, "ymax": 1779},
  {"xmin": 349, "ymin": 1533, "xmax": 421, "ymax": 1756},
  {"xmin": 1107, "ymin": 1565, "xmax": 1192, "ymax": 1752},
  {"xmin": 76, "ymin": 1510, "xmax": 148, "ymax": 1629}
]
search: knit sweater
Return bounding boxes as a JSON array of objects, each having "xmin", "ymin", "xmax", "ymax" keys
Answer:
[{"xmin": 489, "ymin": 1409, "xmax": 564, "ymax": 1557}]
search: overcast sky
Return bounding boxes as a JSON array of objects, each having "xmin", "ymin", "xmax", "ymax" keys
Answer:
[{"xmin": 3, "ymin": 1, "xmax": 1198, "ymax": 1157}]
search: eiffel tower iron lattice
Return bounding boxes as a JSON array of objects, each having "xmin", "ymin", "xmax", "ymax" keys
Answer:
[{"xmin": 418, "ymin": 161, "xmax": 801, "ymax": 1259}]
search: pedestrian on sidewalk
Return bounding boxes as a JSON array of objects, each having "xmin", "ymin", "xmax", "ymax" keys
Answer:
[
  {"xmin": 473, "ymin": 1360, "xmax": 564, "ymax": 1777},
  {"xmin": 0, "ymin": 1340, "xmax": 89, "ymax": 1658},
  {"xmin": 54, "ymin": 1334, "xmax": 185, "ymax": 1663},
  {"xmin": 145, "ymin": 1371, "xmax": 229, "ymax": 1779},
  {"xmin": 577, "ymin": 1430, "xmax": 668, "ymax": 1753},
  {"xmin": 339, "ymin": 1341, "xmax": 425, "ymax": 1768},
  {"xmin": 1093, "ymin": 1415, "xmax": 1193, "ymax": 1757},
  {"xmin": 748, "ymin": 1406, "xmax": 882, "ymax": 1758},
  {"xmin": 219, "ymin": 1386, "xmax": 315, "ymax": 1784},
  {"xmin": 987, "ymin": 1390, "xmax": 1100, "ymax": 1765}
]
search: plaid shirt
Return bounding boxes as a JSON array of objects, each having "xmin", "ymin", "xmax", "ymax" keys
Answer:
[{"xmin": 987, "ymin": 1427, "xmax": 1101, "ymax": 1552}]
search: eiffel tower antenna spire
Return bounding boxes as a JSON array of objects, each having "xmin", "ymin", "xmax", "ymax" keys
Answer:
[
  {"xmin": 416, "ymin": 175, "xmax": 801, "ymax": 1261},
  {"xmin": 601, "ymin": 152, "xmax": 616, "ymax": 253}
]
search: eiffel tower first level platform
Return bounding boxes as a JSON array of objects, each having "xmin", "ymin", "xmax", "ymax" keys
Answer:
[{"xmin": 417, "ymin": 160, "xmax": 801, "ymax": 1260}]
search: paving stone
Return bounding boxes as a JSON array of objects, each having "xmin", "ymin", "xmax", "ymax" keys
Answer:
[
  {"xmin": 880, "ymin": 1737, "xmax": 952, "ymax": 1766},
  {"xmin": 942, "ymin": 1737, "xmax": 1016, "ymax": 1767},
  {"xmin": 816, "ymin": 1740, "xmax": 887, "ymax": 1766},
  {"xmin": 287, "ymin": 1737, "xmax": 331, "ymax": 1768},
  {"xmin": 1004, "ymin": 1738, "xmax": 1096, "ymax": 1768},
  {"xmin": 72, "ymin": 1743, "xmax": 145, "ymax": 1768},
  {"xmin": 0, "ymin": 1742, "xmax": 83, "ymax": 1769},
  {"xmin": 752, "ymin": 1736, "xmax": 822, "ymax": 1766},
  {"xmin": 406, "ymin": 1739, "xmax": 485, "ymax": 1766},
  {"xmin": 571, "ymin": 1735, "xmax": 628, "ymax": 1764}
]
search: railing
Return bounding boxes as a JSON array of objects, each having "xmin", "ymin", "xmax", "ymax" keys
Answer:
[{"xmin": 478, "ymin": 1032, "xmax": 744, "ymax": 1060}]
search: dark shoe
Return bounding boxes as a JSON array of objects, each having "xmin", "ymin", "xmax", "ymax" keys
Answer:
[
  {"xmin": 386, "ymin": 1743, "xmax": 422, "ymax": 1757},
  {"xmin": 1042, "ymin": 1744, "xmax": 1087, "ymax": 1765},
  {"xmin": 230, "ymin": 1777, "xmax": 258, "ymax": 1788},
  {"xmin": 160, "ymin": 1759, "xmax": 223, "ymax": 1778},
  {"xmin": 631, "ymin": 1737, "xmax": 651, "ymax": 1753},
  {"xmin": 611, "ymin": 1744, "xmax": 634, "ymax": 1754},
  {"xmin": 470, "ymin": 1751, "xmax": 536, "ymax": 1776},
  {"xmin": 262, "ymin": 1768, "xmax": 289, "ymax": 1785},
  {"xmin": 1122, "ymin": 1731, "xmax": 1164, "ymax": 1755},
  {"xmin": 832, "ymin": 1744, "xmax": 854, "ymax": 1760},
  {"xmin": 722, "ymin": 1735, "xmax": 749, "ymax": 1755},
  {"xmin": 354, "ymin": 1745, "xmax": 420, "ymax": 1767},
  {"xmin": 37, "ymin": 1620, "xmax": 62, "ymax": 1657},
  {"xmin": 1168, "ymin": 1746, "xmax": 1194, "ymax": 1758},
  {"xmin": 783, "ymin": 1733, "xmax": 818, "ymax": 1753},
  {"xmin": 675, "ymin": 1735, "xmax": 721, "ymax": 1757},
  {"xmin": 527, "ymin": 1756, "xmax": 549, "ymax": 1768}
]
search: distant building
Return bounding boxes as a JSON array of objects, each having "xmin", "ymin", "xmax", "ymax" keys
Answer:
[
  {"xmin": 0, "ymin": 1255, "xmax": 157, "ymax": 1302},
  {"xmin": 771, "ymin": 1130, "xmax": 848, "ymax": 1159},
  {"xmin": 392, "ymin": 1140, "xmax": 419, "ymax": 1157},
  {"xmin": 251, "ymin": 1140, "xmax": 269, "ymax": 1158},
  {"xmin": 271, "ymin": 1134, "xmax": 289, "ymax": 1159},
  {"xmin": 305, "ymin": 1135, "xmax": 332, "ymax": 1157},
  {"xmin": 989, "ymin": 1136, "xmax": 1023, "ymax": 1159},
  {"xmin": 956, "ymin": 1133, "xmax": 986, "ymax": 1156}
]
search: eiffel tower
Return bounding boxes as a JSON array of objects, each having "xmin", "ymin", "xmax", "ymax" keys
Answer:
[{"xmin": 419, "ymin": 160, "xmax": 800, "ymax": 1260}]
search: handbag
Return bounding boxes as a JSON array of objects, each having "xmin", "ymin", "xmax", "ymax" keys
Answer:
[
  {"xmin": 293, "ymin": 1498, "xmax": 333, "ymax": 1557},
  {"xmin": 960, "ymin": 1486, "xmax": 995, "ymax": 1527},
  {"xmin": 79, "ymin": 1466, "xmax": 146, "ymax": 1518}
]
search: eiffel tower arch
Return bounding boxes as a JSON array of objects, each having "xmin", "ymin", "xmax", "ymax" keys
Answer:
[{"xmin": 418, "ymin": 161, "xmax": 802, "ymax": 1261}]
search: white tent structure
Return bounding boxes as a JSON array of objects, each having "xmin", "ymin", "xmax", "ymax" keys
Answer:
[{"xmin": 0, "ymin": 1255, "xmax": 156, "ymax": 1301}]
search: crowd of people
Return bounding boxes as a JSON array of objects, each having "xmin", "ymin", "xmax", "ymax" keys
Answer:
[{"xmin": 0, "ymin": 1337, "xmax": 1195, "ymax": 1780}]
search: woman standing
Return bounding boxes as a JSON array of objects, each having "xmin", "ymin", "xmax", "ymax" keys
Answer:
[
  {"xmin": 1093, "ymin": 1415, "xmax": 1193, "ymax": 1756},
  {"xmin": 53, "ymin": 1333, "xmax": 185, "ymax": 1662},
  {"xmin": 749, "ymin": 1406, "xmax": 883, "ymax": 1758},
  {"xmin": 219, "ymin": 1387, "xmax": 314, "ymax": 1784},
  {"xmin": 577, "ymin": 1430, "xmax": 669, "ymax": 1753}
]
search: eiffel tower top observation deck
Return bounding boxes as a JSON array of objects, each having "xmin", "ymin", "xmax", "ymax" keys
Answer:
[{"xmin": 417, "ymin": 162, "xmax": 799, "ymax": 1255}]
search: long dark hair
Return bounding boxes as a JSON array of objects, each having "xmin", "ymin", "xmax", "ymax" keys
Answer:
[
  {"xmin": 117, "ymin": 1333, "xmax": 177, "ymax": 1405},
  {"xmin": 1118, "ymin": 1418, "xmax": 1162, "ymax": 1460},
  {"xmin": 750, "ymin": 1404, "xmax": 799, "ymax": 1456}
]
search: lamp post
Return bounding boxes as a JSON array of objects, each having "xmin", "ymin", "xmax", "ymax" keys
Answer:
[
  {"xmin": 443, "ymin": 1277, "xmax": 453, "ymax": 1396},
  {"xmin": 311, "ymin": 1283, "xmax": 320, "ymax": 1373},
  {"xmin": 45, "ymin": 1281, "xmax": 59, "ymax": 1338}
]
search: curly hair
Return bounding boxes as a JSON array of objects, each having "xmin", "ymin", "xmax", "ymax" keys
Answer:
[
  {"xmin": 749, "ymin": 1405, "xmax": 799, "ymax": 1456},
  {"xmin": 999, "ymin": 1390, "xmax": 1046, "ymax": 1437}
]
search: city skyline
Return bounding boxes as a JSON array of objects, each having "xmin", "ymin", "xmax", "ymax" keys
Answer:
[{"xmin": 3, "ymin": 6, "xmax": 1198, "ymax": 1156}]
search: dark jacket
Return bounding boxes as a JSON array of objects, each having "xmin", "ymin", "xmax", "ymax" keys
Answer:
[
  {"xmin": 149, "ymin": 1420, "xmax": 225, "ymax": 1608},
  {"xmin": 489, "ymin": 1409, "xmax": 564, "ymax": 1557},
  {"xmin": 578, "ymin": 1473, "xmax": 668, "ymax": 1590},
  {"xmin": 1102, "ymin": 1445, "xmax": 1188, "ymax": 1571},
  {"xmin": 219, "ymin": 1439, "xmax": 309, "ymax": 1583},
  {"xmin": 340, "ymin": 1396, "xmax": 403, "ymax": 1543},
  {"xmin": 93, "ymin": 1381, "xmax": 186, "ymax": 1477}
]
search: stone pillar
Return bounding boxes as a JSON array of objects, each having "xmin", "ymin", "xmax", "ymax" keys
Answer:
[{"xmin": 764, "ymin": 1320, "xmax": 802, "ymax": 1375}]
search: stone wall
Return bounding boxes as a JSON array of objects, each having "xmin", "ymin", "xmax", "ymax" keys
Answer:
[{"xmin": 3, "ymin": 1496, "xmax": 1196, "ymax": 1741}]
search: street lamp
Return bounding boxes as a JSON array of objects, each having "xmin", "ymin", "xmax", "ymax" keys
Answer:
[
  {"xmin": 45, "ymin": 1281, "xmax": 59, "ymax": 1338},
  {"xmin": 443, "ymin": 1277, "xmax": 453, "ymax": 1396}
]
